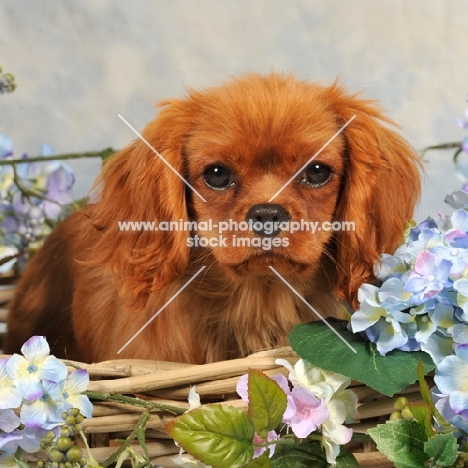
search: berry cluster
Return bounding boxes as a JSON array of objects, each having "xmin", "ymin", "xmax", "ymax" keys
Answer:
[
  {"xmin": 37, "ymin": 409, "xmax": 88, "ymax": 468},
  {"xmin": 389, "ymin": 396, "xmax": 414, "ymax": 421},
  {"xmin": 390, "ymin": 398, "xmax": 468, "ymax": 468},
  {"xmin": 425, "ymin": 452, "xmax": 468, "ymax": 468}
]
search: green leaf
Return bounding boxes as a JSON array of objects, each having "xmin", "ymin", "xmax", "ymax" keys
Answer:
[
  {"xmin": 13, "ymin": 458, "xmax": 32, "ymax": 468},
  {"xmin": 418, "ymin": 360, "xmax": 449, "ymax": 428},
  {"xmin": 348, "ymin": 432, "xmax": 373, "ymax": 445},
  {"xmin": 165, "ymin": 404, "xmax": 255, "ymax": 468},
  {"xmin": 408, "ymin": 401, "xmax": 433, "ymax": 438},
  {"xmin": 424, "ymin": 433, "xmax": 458, "ymax": 467},
  {"xmin": 334, "ymin": 447, "xmax": 360, "ymax": 468},
  {"xmin": 248, "ymin": 369, "xmax": 287, "ymax": 438},
  {"xmin": 244, "ymin": 452, "xmax": 272, "ymax": 468},
  {"xmin": 289, "ymin": 321, "xmax": 436, "ymax": 396},
  {"xmin": 271, "ymin": 441, "xmax": 328, "ymax": 468},
  {"xmin": 368, "ymin": 420, "xmax": 429, "ymax": 468}
]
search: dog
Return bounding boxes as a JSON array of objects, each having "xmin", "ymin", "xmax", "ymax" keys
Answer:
[{"xmin": 4, "ymin": 73, "xmax": 421, "ymax": 364}]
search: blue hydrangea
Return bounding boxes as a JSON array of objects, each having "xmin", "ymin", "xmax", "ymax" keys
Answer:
[
  {"xmin": 0, "ymin": 136, "xmax": 75, "ymax": 268},
  {"xmin": 350, "ymin": 189, "xmax": 468, "ymax": 364}
]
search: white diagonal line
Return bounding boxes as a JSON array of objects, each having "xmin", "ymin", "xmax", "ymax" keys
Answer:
[
  {"xmin": 268, "ymin": 115, "xmax": 356, "ymax": 202},
  {"xmin": 118, "ymin": 114, "xmax": 207, "ymax": 202},
  {"xmin": 117, "ymin": 266, "xmax": 206, "ymax": 354},
  {"xmin": 269, "ymin": 266, "xmax": 357, "ymax": 353}
]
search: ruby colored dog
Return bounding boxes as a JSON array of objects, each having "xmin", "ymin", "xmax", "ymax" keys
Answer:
[{"xmin": 4, "ymin": 74, "xmax": 421, "ymax": 363}]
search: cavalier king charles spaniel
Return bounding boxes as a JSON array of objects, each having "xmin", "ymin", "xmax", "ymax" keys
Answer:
[{"xmin": 4, "ymin": 73, "xmax": 421, "ymax": 364}]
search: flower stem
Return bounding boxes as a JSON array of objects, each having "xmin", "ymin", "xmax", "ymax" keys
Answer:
[
  {"xmin": 421, "ymin": 142, "xmax": 462, "ymax": 158},
  {"xmin": 0, "ymin": 148, "xmax": 116, "ymax": 166},
  {"xmin": 101, "ymin": 411, "xmax": 151, "ymax": 468},
  {"xmin": 84, "ymin": 390, "xmax": 187, "ymax": 415}
]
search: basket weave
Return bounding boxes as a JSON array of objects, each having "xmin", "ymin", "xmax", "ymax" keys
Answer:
[{"xmin": 0, "ymin": 286, "xmax": 411, "ymax": 468}]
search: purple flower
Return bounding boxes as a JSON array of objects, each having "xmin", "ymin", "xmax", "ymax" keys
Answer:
[
  {"xmin": 0, "ymin": 428, "xmax": 41, "ymax": 454},
  {"xmin": 287, "ymin": 386, "xmax": 329, "ymax": 438},
  {"xmin": 0, "ymin": 134, "xmax": 13, "ymax": 158},
  {"xmin": 253, "ymin": 431, "xmax": 278, "ymax": 459},
  {"xmin": 42, "ymin": 165, "xmax": 75, "ymax": 220},
  {"xmin": 0, "ymin": 409, "xmax": 20, "ymax": 433},
  {"xmin": 463, "ymin": 137, "xmax": 468, "ymax": 154},
  {"xmin": 236, "ymin": 373, "xmax": 296, "ymax": 423},
  {"xmin": 20, "ymin": 379, "xmax": 65, "ymax": 429},
  {"xmin": 455, "ymin": 118, "xmax": 468, "ymax": 130}
]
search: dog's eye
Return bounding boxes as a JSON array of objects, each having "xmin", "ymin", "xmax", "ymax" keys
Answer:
[
  {"xmin": 301, "ymin": 163, "xmax": 333, "ymax": 187},
  {"xmin": 204, "ymin": 165, "xmax": 235, "ymax": 190}
]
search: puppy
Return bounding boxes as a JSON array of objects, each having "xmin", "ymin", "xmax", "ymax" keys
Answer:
[{"xmin": 4, "ymin": 73, "xmax": 421, "ymax": 364}]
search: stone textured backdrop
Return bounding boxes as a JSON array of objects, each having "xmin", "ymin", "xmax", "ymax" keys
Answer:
[{"xmin": 1, "ymin": 0, "xmax": 467, "ymax": 220}]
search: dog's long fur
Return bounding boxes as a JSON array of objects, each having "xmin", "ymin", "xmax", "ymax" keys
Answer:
[{"xmin": 4, "ymin": 74, "xmax": 421, "ymax": 364}]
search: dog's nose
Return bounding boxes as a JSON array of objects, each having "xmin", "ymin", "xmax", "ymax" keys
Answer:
[{"xmin": 245, "ymin": 204, "xmax": 291, "ymax": 237}]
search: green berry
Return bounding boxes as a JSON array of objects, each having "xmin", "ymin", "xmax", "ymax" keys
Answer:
[
  {"xmin": 37, "ymin": 460, "xmax": 45, "ymax": 468},
  {"xmin": 389, "ymin": 411, "xmax": 403, "ymax": 421},
  {"xmin": 79, "ymin": 458, "xmax": 87, "ymax": 467},
  {"xmin": 401, "ymin": 407, "xmax": 414, "ymax": 420},
  {"xmin": 62, "ymin": 411, "xmax": 68, "ymax": 420},
  {"xmin": 65, "ymin": 415, "xmax": 76, "ymax": 426},
  {"xmin": 73, "ymin": 424, "xmax": 82, "ymax": 433},
  {"xmin": 394, "ymin": 396, "xmax": 409, "ymax": 411},
  {"xmin": 68, "ymin": 408, "xmax": 80, "ymax": 417},
  {"xmin": 60, "ymin": 428, "xmax": 71, "ymax": 438},
  {"xmin": 75, "ymin": 414, "xmax": 84, "ymax": 424},
  {"xmin": 460, "ymin": 452, "xmax": 468, "ymax": 461},
  {"xmin": 56, "ymin": 437, "xmax": 72, "ymax": 453},
  {"xmin": 66, "ymin": 446, "xmax": 83, "ymax": 463},
  {"xmin": 65, "ymin": 462, "xmax": 73, "ymax": 468},
  {"xmin": 48, "ymin": 448, "xmax": 65, "ymax": 463}
]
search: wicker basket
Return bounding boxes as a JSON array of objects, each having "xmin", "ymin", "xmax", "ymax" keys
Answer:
[
  {"xmin": 0, "ymin": 337, "xmax": 424, "ymax": 467},
  {"xmin": 0, "ymin": 285, "xmax": 413, "ymax": 468}
]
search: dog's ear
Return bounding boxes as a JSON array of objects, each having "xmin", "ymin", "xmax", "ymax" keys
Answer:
[
  {"xmin": 85, "ymin": 99, "xmax": 193, "ymax": 312},
  {"xmin": 328, "ymin": 85, "xmax": 422, "ymax": 309}
]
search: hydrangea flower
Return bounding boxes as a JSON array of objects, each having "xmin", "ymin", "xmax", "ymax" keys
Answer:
[
  {"xmin": 6, "ymin": 335, "xmax": 67, "ymax": 400},
  {"xmin": 20, "ymin": 379, "xmax": 65, "ymax": 429},
  {"xmin": 252, "ymin": 430, "xmax": 279, "ymax": 459},
  {"xmin": 60, "ymin": 369, "xmax": 93, "ymax": 418},
  {"xmin": 0, "ymin": 427, "xmax": 41, "ymax": 454},
  {"xmin": 286, "ymin": 386, "xmax": 329, "ymax": 438},
  {"xmin": 351, "ymin": 188, "xmax": 468, "ymax": 364},
  {"xmin": 404, "ymin": 251, "xmax": 452, "ymax": 300},
  {"xmin": 0, "ymin": 409, "xmax": 20, "ymax": 433},
  {"xmin": 0, "ymin": 358, "xmax": 21, "ymax": 409},
  {"xmin": 0, "ymin": 135, "xmax": 75, "ymax": 268},
  {"xmin": 0, "ymin": 335, "xmax": 93, "ymax": 465},
  {"xmin": 432, "ymin": 342, "xmax": 468, "ymax": 432}
]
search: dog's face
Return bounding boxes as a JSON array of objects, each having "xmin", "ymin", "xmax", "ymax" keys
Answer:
[
  {"xmin": 185, "ymin": 83, "xmax": 346, "ymax": 277},
  {"xmin": 90, "ymin": 73, "xmax": 421, "ymax": 311}
]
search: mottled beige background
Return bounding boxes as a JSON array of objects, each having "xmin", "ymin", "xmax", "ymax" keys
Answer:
[{"xmin": 1, "ymin": 0, "xmax": 467, "ymax": 221}]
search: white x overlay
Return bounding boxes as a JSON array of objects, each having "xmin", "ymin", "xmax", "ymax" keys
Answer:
[
  {"xmin": 268, "ymin": 115, "xmax": 356, "ymax": 202},
  {"xmin": 118, "ymin": 114, "xmax": 207, "ymax": 202},
  {"xmin": 117, "ymin": 266, "xmax": 206, "ymax": 355},
  {"xmin": 269, "ymin": 266, "xmax": 357, "ymax": 353}
]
